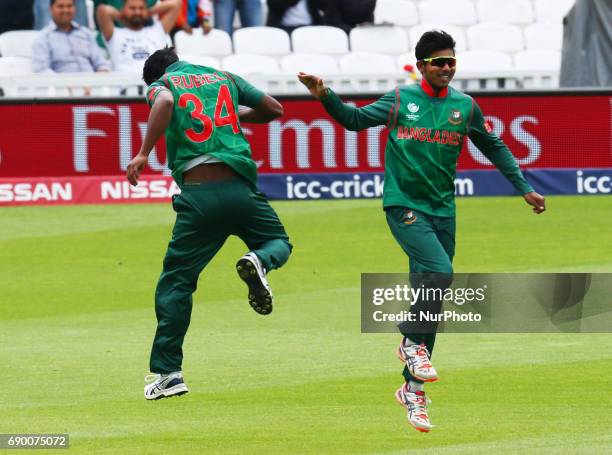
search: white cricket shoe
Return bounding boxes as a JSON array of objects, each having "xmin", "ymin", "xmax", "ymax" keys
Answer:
[
  {"xmin": 144, "ymin": 372, "xmax": 188, "ymax": 400},
  {"xmin": 236, "ymin": 252, "xmax": 273, "ymax": 315},
  {"xmin": 395, "ymin": 383, "xmax": 433, "ymax": 433},
  {"xmin": 397, "ymin": 339, "xmax": 439, "ymax": 382}
]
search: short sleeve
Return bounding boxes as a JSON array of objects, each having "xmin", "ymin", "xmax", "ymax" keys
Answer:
[
  {"xmin": 225, "ymin": 72, "xmax": 265, "ymax": 108},
  {"xmin": 146, "ymin": 79, "xmax": 170, "ymax": 107}
]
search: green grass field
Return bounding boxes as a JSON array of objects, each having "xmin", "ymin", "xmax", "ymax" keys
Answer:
[{"xmin": 1, "ymin": 195, "xmax": 611, "ymax": 454}]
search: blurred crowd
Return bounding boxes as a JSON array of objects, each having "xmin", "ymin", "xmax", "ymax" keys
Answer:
[{"xmin": 0, "ymin": 0, "xmax": 377, "ymax": 75}]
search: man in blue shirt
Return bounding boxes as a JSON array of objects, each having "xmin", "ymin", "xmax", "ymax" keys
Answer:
[{"xmin": 32, "ymin": 0, "xmax": 109, "ymax": 73}]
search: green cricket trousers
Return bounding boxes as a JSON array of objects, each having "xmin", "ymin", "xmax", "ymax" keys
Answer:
[
  {"xmin": 385, "ymin": 206, "xmax": 455, "ymax": 384},
  {"xmin": 150, "ymin": 178, "xmax": 292, "ymax": 374}
]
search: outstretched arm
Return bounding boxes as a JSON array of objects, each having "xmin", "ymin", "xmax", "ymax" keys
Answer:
[
  {"xmin": 96, "ymin": 4, "xmax": 120, "ymax": 41},
  {"xmin": 298, "ymin": 72, "xmax": 394, "ymax": 131},
  {"xmin": 151, "ymin": 0, "xmax": 182, "ymax": 34},
  {"xmin": 126, "ymin": 89, "xmax": 174, "ymax": 186},
  {"xmin": 469, "ymin": 101, "xmax": 546, "ymax": 214}
]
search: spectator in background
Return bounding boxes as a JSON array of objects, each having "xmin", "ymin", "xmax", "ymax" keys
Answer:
[
  {"xmin": 32, "ymin": 0, "xmax": 110, "ymax": 73},
  {"xmin": 323, "ymin": 0, "xmax": 376, "ymax": 34},
  {"xmin": 92, "ymin": 0, "xmax": 157, "ymax": 29},
  {"xmin": 173, "ymin": 0, "xmax": 213, "ymax": 36},
  {"xmin": 0, "ymin": 0, "xmax": 34, "ymax": 34},
  {"xmin": 266, "ymin": 0, "xmax": 325, "ymax": 34},
  {"xmin": 97, "ymin": 0, "xmax": 180, "ymax": 73},
  {"xmin": 34, "ymin": 0, "xmax": 89, "ymax": 29},
  {"xmin": 214, "ymin": 0, "xmax": 262, "ymax": 35}
]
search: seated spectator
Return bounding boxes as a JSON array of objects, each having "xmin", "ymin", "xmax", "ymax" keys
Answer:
[
  {"xmin": 266, "ymin": 0, "xmax": 325, "ymax": 35},
  {"xmin": 323, "ymin": 0, "xmax": 376, "ymax": 34},
  {"xmin": 97, "ymin": 0, "xmax": 180, "ymax": 73},
  {"xmin": 93, "ymin": 0, "xmax": 157, "ymax": 29},
  {"xmin": 174, "ymin": 0, "xmax": 213, "ymax": 36},
  {"xmin": 34, "ymin": 0, "xmax": 88, "ymax": 30},
  {"xmin": 0, "ymin": 0, "xmax": 34, "ymax": 34},
  {"xmin": 214, "ymin": 0, "xmax": 262, "ymax": 35},
  {"xmin": 32, "ymin": 0, "xmax": 110, "ymax": 73}
]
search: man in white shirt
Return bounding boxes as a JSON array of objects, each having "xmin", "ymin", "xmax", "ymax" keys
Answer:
[{"xmin": 97, "ymin": 0, "xmax": 180, "ymax": 73}]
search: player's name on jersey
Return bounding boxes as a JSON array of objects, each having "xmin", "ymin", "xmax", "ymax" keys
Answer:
[
  {"xmin": 396, "ymin": 127, "xmax": 463, "ymax": 146},
  {"xmin": 168, "ymin": 73, "xmax": 228, "ymax": 89}
]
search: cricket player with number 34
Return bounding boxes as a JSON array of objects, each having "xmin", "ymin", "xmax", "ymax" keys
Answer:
[{"xmin": 299, "ymin": 30, "xmax": 546, "ymax": 433}]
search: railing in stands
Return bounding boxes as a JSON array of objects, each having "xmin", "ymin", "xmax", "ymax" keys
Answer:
[{"xmin": 0, "ymin": 70, "xmax": 559, "ymax": 98}]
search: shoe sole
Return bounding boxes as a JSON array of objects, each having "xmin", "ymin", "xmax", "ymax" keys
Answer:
[
  {"xmin": 145, "ymin": 384, "xmax": 189, "ymax": 401},
  {"xmin": 394, "ymin": 389, "xmax": 432, "ymax": 433},
  {"xmin": 236, "ymin": 258, "xmax": 273, "ymax": 315},
  {"xmin": 397, "ymin": 347, "xmax": 439, "ymax": 383}
]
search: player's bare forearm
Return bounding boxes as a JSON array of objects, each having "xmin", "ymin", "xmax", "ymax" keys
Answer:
[
  {"xmin": 238, "ymin": 95, "xmax": 283, "ymax": 123},
  {"xmin": 126, "ymin": 92, "xmax": 173, "ymax": 186},
  {"xmin": 140, "ymin": 93, "xmax": 173, "ymax": 156}
]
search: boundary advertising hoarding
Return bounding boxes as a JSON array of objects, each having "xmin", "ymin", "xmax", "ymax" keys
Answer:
[{"xmin": 0, "ymin": 91, "xmax": 610, "ymax": 205}]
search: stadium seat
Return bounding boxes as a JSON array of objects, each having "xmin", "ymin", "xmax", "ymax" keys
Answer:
[
  {"xmin": 467, "ymin": 23, "xmax": 525, "ymax": 52},
  {"xmin": 396, "ymin": 52, "xmax": 417, "ymax": 72},
  {"xmin": 339, "ymin": 52, "xmax": 398, "ymax": 74},
  {"xmin": 418, "ymin": 0, "xmax": 477, "ymax": 26},
  {"xmin": 179, "ymin": 54, "xmax": 221, "ymax": 68},
  {"xmin": 524, "ymin": 23, "xmax": 563, "ymax": 51},
  {"xmin": 514, "ymin": 49, "xmax": 561, "ymax": 71},
  {"xmin": 374, "ymin": 0, "xmax": 419, "ymax": 26},
  {"xmin": 0, "ymin": 56, "xmax": 33, "ymax": 76},
  {"xmin": 174, "ymin": 29, "xmax": 233, "ymax": 57},
  {"xmin": 281, "ymin": 53, "xmax": 340, "ymax": 75},
  {"xmin": 232, "ymin": 27, "xmax": 291, "ymax": 56},
  {"xmin": 291, "ymin": 26, "xmax": 349, "ymax": 55},
  {"xmin": 456, "ymin": 50, "xmax": 513, "ymax": 72},
  {"xmin": 476, "ymin": 0, "xmax": 535, "ymax": 25},
  {"xmin": 221, "ymin": 54, "xmax": 280, "ymax": 75},
  {"xmin": 0, "ymin": 31, "xmax": 41, "ymax": 58},
  {"xmin": 534, "ymin": 0, "xmax": 575, "ymax": 23},
  {"xmin": 349, "ymin": 26, "xmax": 409, "ymax": 55},
  {"xmin": 409, "ymin": 24, "xmax": 467, "ymax": 52}
]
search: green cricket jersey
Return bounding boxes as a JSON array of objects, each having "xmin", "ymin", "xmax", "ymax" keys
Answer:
[
  {"xmin": 146, "ymin": 61, "xmax": 264, "ymax": 187},
  {"xmin": 321, "ymin": 80, "xmax": 534, "ymax": 217}
]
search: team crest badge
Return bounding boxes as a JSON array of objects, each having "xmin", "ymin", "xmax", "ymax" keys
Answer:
[
  {"xmin": 448, "ymin": 109, "xmax": 463, "ymax": 125},
  {"xmin": 402, "ymin": 210, "xmax": 418, "ymax": 225}
]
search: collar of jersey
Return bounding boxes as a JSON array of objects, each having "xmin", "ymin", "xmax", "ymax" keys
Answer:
[
  {"xmin": 166, "ymin": 61, "xmax": 187, "ymax": 72},
  {"xmin": 420, "ymin": 78, "xmax": 449, "ymax": 98}
]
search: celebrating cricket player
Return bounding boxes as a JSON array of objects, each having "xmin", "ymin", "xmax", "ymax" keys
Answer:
[
  {"xmin": 127, "ymin": 47, "xmax": 293, "ymax": 400},
  {"xmin": 299, "ymin": 30, "xmax": 546, "ymax": 432}
]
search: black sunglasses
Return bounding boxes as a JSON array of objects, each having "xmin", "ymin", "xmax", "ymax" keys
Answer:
[{"xmin": 420, "ymin": 56, "xmax": 457, "ymax": 68}]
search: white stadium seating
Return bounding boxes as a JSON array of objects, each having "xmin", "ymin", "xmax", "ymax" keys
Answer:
[
  {"xmin": 349, "ymin": 26, "xmax": 409, "ymax": 54},
  {"xmin": 174, "ymin": 29, "xmax": 233, "ymax": 57},
  {"xmin": 418, "ymin": 0, "xmax": 478, "ymax": 26},
  {"xmin": 374, "ymin": 0, "xmax": 419, "ymax": 27},
  {"xmin": 281, "ymin": 53, "xmax": 340, "ymax": 75},
  {"xmin": 514, "ymin": 49, "xmax": 561, "ymax": 71},
  {"xmin": 409, "ymin": 24, "xmax": 467, "ymax": 52},
  {"xmin": 0, "ymin": 31, "xmax": 41, "ymax": 58},
  {"xmin": 457, "ymin": 50, "xmax": 513, "ymax": 72},
  {"xmin": 232, "ymin": 27, "xmax": 291, "ymax": 56},
  {"xmin": 534, "ymin": 0, "xmax": 575, "ymax": 23},
  {"xmin": 0, "ymin": 57, "xmax": 33, "ymax": 76},
  {"xmin": 396, "ymin": 52, "xmax": 417, "ymax": 72},
  {"xmin": 178, "ymin": 54, "xmax": 220, "ymax": 68},
  {"xmin": 476, "ymin": 0, "xmax": 535, "ymax": 25},
  {"xmin": 525, "ymin": 22, "xmax": 563, "ymax": 51},
  {"xmin": 221, "ymin": 54, "xmax": 280, "ymax": 75},
  {"xmin": 291, "ymin": 26, "xmax": 349, "ymax": 55},
  {"xmin": 467, "ymin": 23, "xmax": 525, "ymax": 52},
  {"xmin": 339, "ymin": 52, "xmax": 397, "ymax": 74}
]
